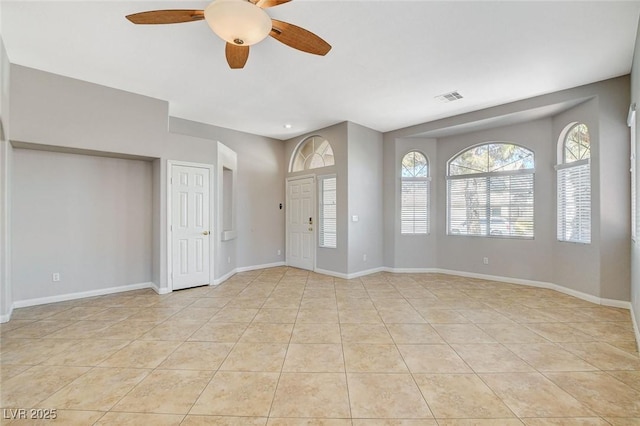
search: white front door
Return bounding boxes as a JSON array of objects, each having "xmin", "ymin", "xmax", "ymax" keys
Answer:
[
  {"xmin": 171, "ymin": 165, "xmax": 211, "ymax": 290},
  {"xmin": 286, "ymin": 177, "xmax": 315, "ymax": 271}
]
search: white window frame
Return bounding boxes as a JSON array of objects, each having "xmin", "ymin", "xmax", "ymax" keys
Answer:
[
  {"xmin": 629, "ymin": 104, "xmax": 637, "ymax": 242},
  {"xmin": 401, "ymin": 151, "xmax": 430, "ymax": 235},
  {"xmin": 290, "ymin": 135, "xmax": 335, "ymax": 173},
  {"xmin": 556, "ymin": 123, "xmax": 591, "ymax": 244},
  {"xmin": 446, "ymin": 143, "xmax": 535, "ymax": 239},
  {"xmin": 318, "ymin": 174, "xmax": 337, "ymax": 248}
]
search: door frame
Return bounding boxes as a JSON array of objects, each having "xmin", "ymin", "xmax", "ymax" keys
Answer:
[
  {"xmin": 167, "ymin": 160, "xmax": 215, "ymax": 292},
  {"xmin": 285, "ymin": 174, "xmax": 316, "ymax": 271}
]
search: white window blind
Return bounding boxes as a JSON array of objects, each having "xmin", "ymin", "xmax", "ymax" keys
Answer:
[
  {"xmin": 400, "ymin": 151, "xmax": 430, "ymax": 235},
  {"xmin": 319, "ymin": 176, "xmax": 337, "ymax": 248},
  {"xmin": 557, "ymin": 160, "xmax": 591, "ymax": 243},
  {"xmin": 401, "ymin": 179, "xmax": 430, "ymax": 234},
  {"xmin": 447, "ymin": 143, "xmax": 534, "ymax": 238},
  {"xmin": 447, "ymin": 172, "xmax": 534, "ymax": 238}
]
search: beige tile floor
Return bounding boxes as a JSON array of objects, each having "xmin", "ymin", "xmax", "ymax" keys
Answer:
[{"xmin": 1, "ymin": 267, "xmax": 639, "ymax": 425}]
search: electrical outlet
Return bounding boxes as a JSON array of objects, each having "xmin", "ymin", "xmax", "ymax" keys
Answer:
[
  {"xmin": 483, "ymin": 257, "xmax": 489, "ymax": 265},
  {"xmin": 277, "ymin": 249, "xmax": 281, "ymax": 256},
  {"xmin": 52, "ymin": 273, "xmax": 60, "ymax": 282},
  {"xmin": 363, "ymin": 254, "xmax": 367, "ymax": 262},
  {"xmin": 227, "ymin": 256, "xmax": 231, "ymax": 264}
]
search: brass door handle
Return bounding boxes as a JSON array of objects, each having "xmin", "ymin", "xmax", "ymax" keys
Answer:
[{"xmin": 203, "ymin": 231, "xmax": 210, "ymax": 235}]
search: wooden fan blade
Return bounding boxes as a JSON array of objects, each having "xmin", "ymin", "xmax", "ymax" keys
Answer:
[
  {"xmin": 226, "ymin": 43, "xmax": 250, "ymax": 69},
  {"xmin": 270, "ymin": 19, "xmax": 331, "ymax": 56},
  {"xmin": 126, "ymin": 10, "xmax": 205, "ymax": 25},
  {"xmin": 250, "ymin": 0, "xmax": 292, "ymax": 8}
]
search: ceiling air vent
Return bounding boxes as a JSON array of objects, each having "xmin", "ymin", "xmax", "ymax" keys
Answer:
[{"xmin": 435, "ymin": 91, "xmax": 463, "ymax": 103}]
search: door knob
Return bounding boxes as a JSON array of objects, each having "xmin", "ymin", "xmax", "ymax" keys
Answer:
[
  {"xmin": 308, "ymin": 227, "xmax": 313, "ymax": 231},
  {"xmin": 203, "ymin": 231, "xmax": 210, "ymax": 235}
]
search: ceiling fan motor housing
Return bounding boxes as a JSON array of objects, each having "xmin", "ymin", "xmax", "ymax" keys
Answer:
[{"xmin": 204, "ymin": 0, "xmax": 272, "ymax": 46}]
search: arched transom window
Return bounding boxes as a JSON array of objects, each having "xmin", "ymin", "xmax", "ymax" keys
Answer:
[
  {"xmin": 291, "ymin": 135, "xmax": 334, "ymax": 172},
  {"xmin": 401, "ymin": 151, "xmax": 430, "ymax": 234},
  {"xmin": 557, "ymin": 123, "xmax": 591, "ymax": 243},
  {"xmin": 447, "ymin": 142, "xmax": 535, "ymax": 238}
]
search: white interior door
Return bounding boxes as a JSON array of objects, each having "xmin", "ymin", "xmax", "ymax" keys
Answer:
[
  {"xmin": 286, "ymin": 177, "xmax": 315, "ymax": 271},
  {"xmin": 171, "ymin": 165, "xmax": 211, "ymax": 290}
]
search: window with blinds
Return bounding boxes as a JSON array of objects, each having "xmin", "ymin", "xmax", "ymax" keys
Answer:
[
  {"xmin": 319, "ymin": 176, "xmax": 337, "ymax": 248},
  {"xmin": 557, "ymin": 123, "xmax": 591, "ymax": 244},
  {"xmin": 446, "ymin": 143, "xmax": 535, "ymax": 238},
  {"xmin": 401, "ymin": 151, "xmax": 430, "ymax": 234}
]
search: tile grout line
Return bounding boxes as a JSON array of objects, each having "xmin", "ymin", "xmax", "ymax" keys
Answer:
[
  {"xmin": 336, "ymin": 273, "xmax": 354, "ymax": 422},
  {"xmin": 265, "ymin": 269, "xmax": 307, "ymax": 421},
  {"xmin": 382, "ymin": 273, "xmax": 438, "ymax": 421}
]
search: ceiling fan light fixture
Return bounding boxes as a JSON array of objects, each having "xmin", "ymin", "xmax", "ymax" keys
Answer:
[{"xmin": 204, "ymin": 0, "xmax": 272, "ymax": 46}]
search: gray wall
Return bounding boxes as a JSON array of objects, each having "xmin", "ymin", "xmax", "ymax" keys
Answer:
[
  {"xmin": 0, "ymin": 37, "xmax": 12, "ymax": 319},
  {"xmin": 390, "ymin": 137, "xmax": 438, "ymax": 269},
  {"xmin": 1, "ymin": 56, "xmax": 634, "ymax": 323},
  {"xmin": 9, "ymin": 65, "xmax": 169, "ymax": 157},
  {"xmin": 385, "ymin": 76, "xmax": 631, "ymax": 305},
  {"xmin": 12, "ymin": 149, "xmax": 153, "ymax": 301},
  {"xmin": 3, "ymin": 65, "xmax": 285, "ymax": 313},
  {"xmin": 382, "ymin": 131, "xmax": 395, "ymax": 268},
  {"xmin": 631, "ymin": 16, "xmax": 640, "ymax": 338},
  {"xmin": 435, "ymin": 119, "xmax": 556, "ymax": 282},
  {"xmin": 6, "ymin": 65, "xmax": 168, "ymax": 304},
  {"xmin": 347, "ymin": 122, "xmax": 384, "ymax": 274},
  {"xmin": 285, "ymin": 122, "xmax": 349, "ymax": 274},
  {"xmin": 551, "ymin": 99, "xmax": 601, "ymax": 296},
  {"xmin": 284, "ymin": 121, "xmax": 385, "ymax": 276},
  {"xmin": 597, "ymin": 77, "xmax": 631, "ymax": 301},
  {"xmin": 169, "ymin": 118, "xmax": 286, "ymax": 278}
]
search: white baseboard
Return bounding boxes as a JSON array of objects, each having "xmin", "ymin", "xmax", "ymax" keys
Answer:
[
  {"xmin": 315, "ymin": 267, "xmax": 387, "ymax": 280},
  {"xmin": 313, "ymin": 268, "xmax": 348, "ymax": 279},
  {"xmin": 149, "ymin": 282, "xmax": 171, "ymax": 295},
  {"xmin": 3, "ymin": 260, "xmax": 636, "ymax": 350},
  {"xmin": 385, "ymin": 267, "xmax": 438, "ymax": 274},
  {"xmin": 314, "ymin": 265, "xmax": 632, "ymax": 311},
  {"xmin": 315, "ymin": 265, "xmax": 629, "ymax": 311},
  {"xmin": 426, "ymin": 268, "xmax": 631, "ymax": 309},
  {"xmin": 632, "ymin": 304, "xmax": 640, "ymax": 353},
  {"xmin": 236, "ymin": 261, "xmax": 286, "ymax": 273},
  {"xmin": 0, "ymin": 305, "xmax": 13, "ymax": 323},
  {"xmin": 11, "ymin": 282, "xmax": 155, "ymax": 309},
  {"xmin": 213, "ymin": 269, "xmax": 236, "ymax": 286},
  {"xmin": 600, "ymin": 297, "xmax": 633, "ymax": 310},
  {"xmin": 213, "ymin": 261, "xmax": 286, "ymax": 286}
]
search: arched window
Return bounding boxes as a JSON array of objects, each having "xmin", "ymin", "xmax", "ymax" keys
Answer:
[
  {"xmin": 401, "ymin": 151, "xmax": 430, "ymax": 234},
  {"xmin": 291, "ymin": 135, "xmax": 334, "ymax": 172},
  {"xmin": 557, "ymin": 123, "xmax": 591, "ymax": 243},
  {"xmin": 447, "ymin": 142, "xmax": 535, "ymax": 238}
]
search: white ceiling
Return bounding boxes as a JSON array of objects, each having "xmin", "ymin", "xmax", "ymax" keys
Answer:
[{"xmin": 2, "ymin": 1, "xmax": 639, "ymax": 140}]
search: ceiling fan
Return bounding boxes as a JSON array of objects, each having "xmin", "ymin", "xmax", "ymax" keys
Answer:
[{"xmin": 126, "ymin": 0, "xmax": 331, "ymax": 69}]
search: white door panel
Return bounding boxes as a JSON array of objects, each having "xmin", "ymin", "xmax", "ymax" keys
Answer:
[
  {"xmin": 172, "ymin": 165, "xmax": 210, "ymax": 290},
  {"xmin": 286, "ymin": 177, "xmax": 315, "ymax": 271}
]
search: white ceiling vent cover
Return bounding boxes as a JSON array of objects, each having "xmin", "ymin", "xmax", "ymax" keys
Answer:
[{"xmin": 435, "ymin": 91, "xmax": 464, "ymax": 103}]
